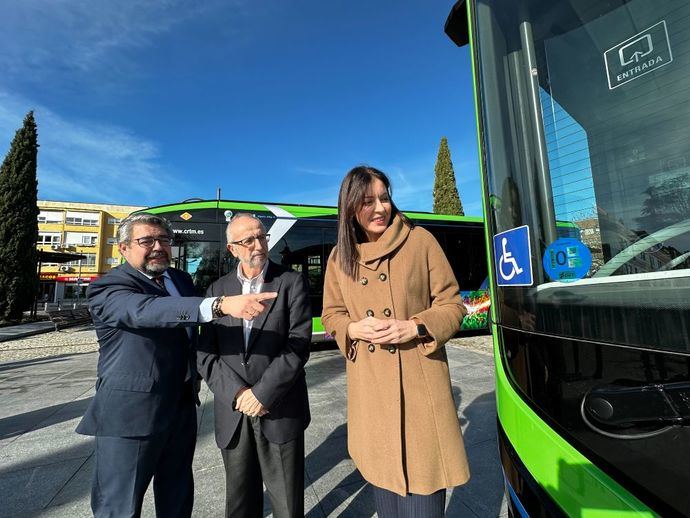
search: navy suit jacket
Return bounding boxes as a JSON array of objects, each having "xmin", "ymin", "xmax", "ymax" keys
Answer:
[
  {"xmin": 197, "ymin": 261, "xmax": 312, "ymax": 447},
  {"xmin": 77, "ymin": 262, "xmax": 204, "ymax": 438}
]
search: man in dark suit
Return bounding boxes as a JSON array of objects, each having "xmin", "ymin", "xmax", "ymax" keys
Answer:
[
  {"xmin": 198, "ymin": 213, "xmax": 311, "ymax": 518},
  {"xmin": 77, "ymin": 213, "xmax": 276, "ymax": 518}
]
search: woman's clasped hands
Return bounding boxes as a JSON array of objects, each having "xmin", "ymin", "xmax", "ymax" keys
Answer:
[{"xmin": 347, "ymin": 316, "xmax": 418, "ymax": 345}]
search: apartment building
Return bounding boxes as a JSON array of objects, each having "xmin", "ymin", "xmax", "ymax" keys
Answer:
[{"xmin": 37, "ymin": 200, "xmax": 145, "ymax": 302}]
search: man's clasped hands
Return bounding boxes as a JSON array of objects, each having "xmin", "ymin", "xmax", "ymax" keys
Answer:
[{"xmin": 225, "ymin": 290, "xmax": 277, "ymax": 418}]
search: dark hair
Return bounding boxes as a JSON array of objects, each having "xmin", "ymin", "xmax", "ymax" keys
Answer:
[
  {"xmin": 117, "ymin": 213, "xmax": 173, "ymax": 245},
  {"xmin": 335, "ymin": 165, "xmax": 412, "ymax": 278}
]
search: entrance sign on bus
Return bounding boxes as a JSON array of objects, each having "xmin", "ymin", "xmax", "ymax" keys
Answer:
[
  {"xmin": 604, "ymin": 20, "xmax": 673, "ymax": 89},
  {"xmin": 493, "ymin": 225, "xmax": 533, "ymax": 286}
]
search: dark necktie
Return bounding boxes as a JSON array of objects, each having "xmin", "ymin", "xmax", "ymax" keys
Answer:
[{"xmin": 154, "ymin": 275, "xmax": 169, "ymax": 294}]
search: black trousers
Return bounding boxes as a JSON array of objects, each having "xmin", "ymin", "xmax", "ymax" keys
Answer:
[
  {"xmin": 220, "ymin": 415, "xmax": 304, "ymax": 518},
  {"xmin": 90, "ymin": 394, "xmax": 197, "ymax": 518},
  {"xmin": 373, "ymin": 485, "xmax": 447, "ymax": 518}
]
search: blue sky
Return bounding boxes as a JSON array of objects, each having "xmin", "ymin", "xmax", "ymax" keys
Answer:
[{"xmin": 0, "ymin": 0, "xmax": 481, "ymax": 215}]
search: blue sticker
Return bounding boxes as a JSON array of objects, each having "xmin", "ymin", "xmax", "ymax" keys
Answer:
[
  {"xmin": 493, "ymin": 225, "xmax": 533, "ymax": 286},
  {"xmin": 542, "ymin": 238, "xmax": 592, "ymax": 282}
]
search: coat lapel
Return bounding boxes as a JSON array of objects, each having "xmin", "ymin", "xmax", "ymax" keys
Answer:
[
  {"xmin": 122, "ymin": 262, "xmax": 163, "ymax": 293},
  {"xmin": 246, "ymin": 262, "xmax": 282, "ymax": 353},
  {"xmin": 167, "ymin": 268, "xmax": 189, "ymax": 296},
  {"xmin": 166, "ymin": 268, "xmax": 194, "ymax": 341}
]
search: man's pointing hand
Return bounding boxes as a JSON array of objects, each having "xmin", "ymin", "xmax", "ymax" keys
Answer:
[{"xmin": 221, "ymin": 292, "xmax": 278, "ymax": 320}]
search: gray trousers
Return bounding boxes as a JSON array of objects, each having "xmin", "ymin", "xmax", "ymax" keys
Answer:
[
  {"xmin": 220, "ymin": 415, "xmax": 304, "ymax": 518},
  {"xmin": 372, "ymin": 485, "xmax": 446, "ymax": 518}
]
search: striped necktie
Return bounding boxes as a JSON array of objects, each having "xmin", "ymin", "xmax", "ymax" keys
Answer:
[{"xmin": 154, "ymin": 275, "xmax": 169, "ymax": 294}]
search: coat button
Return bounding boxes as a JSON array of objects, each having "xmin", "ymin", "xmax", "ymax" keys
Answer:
[
  {"xmin": 379, "ymin": 273, "xmax": 387, "ymax": 281},
  {"xmin": 366, "ymin": 309, "xmax": 374, "ymax": 317},
  {"xmin": 388, "ymin": 345, "xmax": 397, "ymax": 354},
  {"xmin": 383, "ymin": 308, "xmax": 391, "ymax": 317},
  {"xmin": 368, "ymin": 343, "xmax": 375, "ymax": 353},
  {"xmin": 360, "ymin": 277, "xmax": 368, "ymax": 285}
]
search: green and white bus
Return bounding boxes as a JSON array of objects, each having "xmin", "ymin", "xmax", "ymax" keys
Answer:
[
  {"xmin": 446, "ymin": 0, "xmax": 690, "ymax": 515},
  {"xmin": 139, "ymin": 200, "xmax": 491, "ymax": 339}
]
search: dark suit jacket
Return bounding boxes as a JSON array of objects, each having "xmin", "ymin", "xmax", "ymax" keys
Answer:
[
  {"xmin": 77, "ymin": 262, "xmax": 204, "ymax": 438},
  {"xmin": 197, "ymin": 261, "xmax": 312, "ymax": 447}
]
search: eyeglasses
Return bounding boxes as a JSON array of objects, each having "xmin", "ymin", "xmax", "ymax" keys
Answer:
[
  {"xmin": 133, "ymin": 236, "xmax": 173, "ymax": 248},
  {"xmin": 229, "ymin": 233, "xmax": 270, "ymax": 247}
]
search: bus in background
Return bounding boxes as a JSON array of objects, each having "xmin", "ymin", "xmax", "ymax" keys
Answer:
[
  {"xmin": 446, "ymin": 0, "xmax": 690, "ymax": 515},
  {"xmin": 138, "ymin": 200, "xmax": 491, "ymax": 339}
]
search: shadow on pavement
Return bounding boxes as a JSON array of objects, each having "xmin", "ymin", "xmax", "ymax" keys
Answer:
[
  {"xmin": 0, "ymin": 397, "xmax": 93, "ymax": 440},
  {"xmin": 0, "ymin": 398, "xmax": 218, "ymax": 516},
  {"xmin": 0, "ymin": 355, "xmax": 76, "ymax": 373},
  {"xmin": 303, "ymin": 423, "xmax": 375, "ymax": 517},
  {"xmin": 447, "ymin": 390, "xmax": 504, "ymax": 517}
]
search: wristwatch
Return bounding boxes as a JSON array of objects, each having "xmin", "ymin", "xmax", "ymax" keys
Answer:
[
  {"xmin": 212, "ymin": 296, "xmax": 226, "ymax": 318},
  {"xmin": 416, "ymin": 323, "xmax": 428, "ymax": 338}
]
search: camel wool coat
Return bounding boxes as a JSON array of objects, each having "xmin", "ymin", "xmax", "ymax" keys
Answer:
[{"xmin": 322, "ymin": 214, "xmax": 470, "ymax": 496}]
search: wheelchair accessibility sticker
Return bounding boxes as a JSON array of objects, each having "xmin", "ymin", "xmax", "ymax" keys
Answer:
[{"xmin": 493, "ymin": 225, "xmax": 533, "ymax": 286}]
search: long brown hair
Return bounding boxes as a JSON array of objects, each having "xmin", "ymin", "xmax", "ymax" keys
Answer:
[{"xmin": 335, "ymin": 166, "xmax": 412, "ymax": 278}]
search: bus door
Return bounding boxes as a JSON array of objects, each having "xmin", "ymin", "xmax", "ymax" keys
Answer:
[{"xmin": 460, "ymin": 0, "xmax": 690, "ymax": 514}]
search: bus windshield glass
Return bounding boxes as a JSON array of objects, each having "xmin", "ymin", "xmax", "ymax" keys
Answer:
[{"xmin": 475, "ymin": 0, "xmax": 690, "ymax": 352}]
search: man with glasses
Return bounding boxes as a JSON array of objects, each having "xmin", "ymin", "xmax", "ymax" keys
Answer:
[
  {"xmin": 77, "ymin": 213, "xmax": 276, "ymax": 518},
  {"xmin": 198, "ymin": 213, "xmax": 311, "ymax": 518}
]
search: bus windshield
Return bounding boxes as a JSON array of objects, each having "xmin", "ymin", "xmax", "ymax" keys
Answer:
[{"xmin": 475, "ymin": 0, "xmax": 690, "ymax": 353}]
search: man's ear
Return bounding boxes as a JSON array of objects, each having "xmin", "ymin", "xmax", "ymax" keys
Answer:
[
  {"xmin": 118, "ymin": 242, "xmax": 128, "ymax": 257},
  {"xmin": 227, "ymin": 244, "xmax": 238, "ymax": 259}
]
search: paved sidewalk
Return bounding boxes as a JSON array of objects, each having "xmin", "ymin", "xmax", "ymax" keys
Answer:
[
  {"xmin": 0, "ymin": 335, "xmax": 506, "ymax": 517},
  {"xmin": 0, "ymin": 321, "xmax": 55, "ymax": 342}
]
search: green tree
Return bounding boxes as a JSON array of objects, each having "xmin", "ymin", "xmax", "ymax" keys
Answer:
[
  {"xmin": 0, "ymin": 112, "xmax": 39, "ymax": 322},
  {"xmin": 432, "ymin": 137, "xmax": 464, "ymax": 215}
]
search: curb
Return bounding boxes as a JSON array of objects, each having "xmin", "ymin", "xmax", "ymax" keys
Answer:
[{"xmin": 0, "ymin": 324, "xmax": 55, "ymax": 343}]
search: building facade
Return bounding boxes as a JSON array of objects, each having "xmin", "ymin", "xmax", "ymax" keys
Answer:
[{"xmin": 37, "ymin": 201, "xmax": 145, "ymax": 303}]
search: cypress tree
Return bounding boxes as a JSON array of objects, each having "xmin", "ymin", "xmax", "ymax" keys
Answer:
[
  {"xmin": 433, "ymin": 137, "xmax": 464, "ymax": 215},
  {"xmin": 0, "ymin": 112, "xmax": 40, "ymax": 322}
]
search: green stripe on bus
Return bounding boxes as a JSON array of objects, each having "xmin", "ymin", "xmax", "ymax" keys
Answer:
[
  {"xmin": 278, "ymin": 206, "xmax": 338, "ymax": 218},
  {"xmin": 491, "ymin": 325, "xmax": 656, "ymax": 517},
  {"xmin": 216, "ymin": 201, "xmax": 274, "ymax": 211},
  {"xmin": 142, "ymin": 201, "xmax": 285, "ymax": 214},
  {"xmin": 312, "ymin": 317, "xmax": 325, "ymax": 333},
  {"xmin": 143, "ymin": 201, "xmax": 219, "ymax": 213},
  {"xmin": 141, "ymin": 200, "xmax": 485, "ymax": 224},
  {"xmin": 556, "ymin": 221, "xmax": 579, "ymax": 229},
  {"xmin": 403, "ymin": 212, "xmax": 482, "ymax": 223}
]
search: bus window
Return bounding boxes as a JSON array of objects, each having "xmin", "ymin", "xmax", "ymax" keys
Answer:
[
  {"xmin": 427, "ymin": 224, "xmax": 490, "ymax": 330},
  {"xmin": 267, "ymin": 221, "xmax": 331, "ymax": 318},
  {"xmin": 141, "ymin": 203, "xmax": 488, "ymax": 336},
  {"xmin": 176, "ymin": 241, "xmax": 224, "ymax": 295},
  {"xmin": 475, "ymin": 0, "xmax": 690, "ymax": 353}
]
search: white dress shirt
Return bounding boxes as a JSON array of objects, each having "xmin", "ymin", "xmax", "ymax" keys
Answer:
[{"xmin": 237, "ymin": 261, "xmax": 268, "ymax": 349}]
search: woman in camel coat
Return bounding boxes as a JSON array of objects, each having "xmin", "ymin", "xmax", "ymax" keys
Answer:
[{"xmin": 322, "ymin": 166, "xmax": 470, "ymax": 516}]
